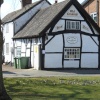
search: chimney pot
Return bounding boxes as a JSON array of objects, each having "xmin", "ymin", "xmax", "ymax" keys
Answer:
[
  {"xmin": 21, "ymin": 0, "xmax": 32, "ymax": 8},
  {"xmin": 55, "ymin": 0, "xmax": 58, "ymax": 3}
]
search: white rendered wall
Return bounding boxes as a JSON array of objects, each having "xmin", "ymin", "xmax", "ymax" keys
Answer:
[
  {"xmin": 62, "ymin": 5, "xmax": 84, "ymax": 20},
  {"xmin": 45, "ymin": 54, "xmax": 62, "ymax": 68},
  {"xmin": 52, "ymin": 20, "xmax": 65, "ymax": 32},
  {"xmin": 45, "ymin": 34, "xmax": 63, "ymax": 52},
  {"xmin": 26, "ymin": 41, "xmax": 31, "ymax": 57},
  {"xmin": 15, "ymin": 39, "xmax": 21, "ymax": 47},
  {"xmin": 26, "ymin": 49, "xmax": 30, "ymax": 57},
  {"xmin": 81, "ymin": 54, "xmax": 98, "ymax": 68},
  {"xmin": 82, "ymin": 35, "xmax": 98, "ymax": 52},
  {"xmin": 92, "ymin": 36, "xmax": 99, "ymax": 45},
  {"xmin": 14, "ymin": 1, "xmax": 50, "ymax": 33},
  {"xmin": 45, "ymin": 36, "xmax": 53, "ymax": 44},
  {"xmin": 64, "ymin": 33, "xmax": 81, "ymax": 47},
  {"xmin": 64, "ymin": 61, "xmax": 79, "ymax": 68},
  {"xmin": 21, "ymin": 40, "xmax": 26, "ymax": 54},
  {"xmin": 3, "ymin": 22, "xmax": 14, "ymax": 63},
  {"xmin": 81, "ymin": 21, "xmax": 93, "ymax": 34}
]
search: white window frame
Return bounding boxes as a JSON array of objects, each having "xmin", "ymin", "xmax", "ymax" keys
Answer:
[
  {"xmin": 90, "ymin": 12, "xmax": 97, "ymax": 23},
  {"xmin": 66, "ymin": 21, "xmax": 80, "ymax": 30},
  {"xmin": 16, "ymin": 47, "xmax": 21, "ymax": 57},
  {"xmin": 64, "ymin": 48, "xmax": 80, "ymax": 59},
  {"xmin": 6, "ymin": 43, "xmax": 9, "ymax": 55}
]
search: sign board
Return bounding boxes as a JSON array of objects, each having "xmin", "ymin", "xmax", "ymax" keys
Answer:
[{"xmin": 66, "ymin": 36, "xmax": 78, "ymax": 44}]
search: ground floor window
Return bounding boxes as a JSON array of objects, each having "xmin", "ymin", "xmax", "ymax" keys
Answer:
[
  {"xmin": 6, "ymin": 43, "xmax": 9, "ymax": 55},
  {"xmin": 64, "ymin": 48, "xmax": 80, "ymax": 59},
  {"xmin": 16, "ymin": 47, "xmax": 21, "ymax": 57}
]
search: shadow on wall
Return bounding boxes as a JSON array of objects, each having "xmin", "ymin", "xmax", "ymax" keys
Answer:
[{"xmin": 45, "ymin": 69, "xmax": 100, "ymax": 74}]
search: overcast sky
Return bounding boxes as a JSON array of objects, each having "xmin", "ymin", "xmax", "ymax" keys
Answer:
[{"xmin": 1, "ymin": 0, "xmax": 85, "ymax": 19}]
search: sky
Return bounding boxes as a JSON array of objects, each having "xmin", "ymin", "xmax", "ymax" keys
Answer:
[{"xmin": 1, "ymin": 0, "xmax": 85, "ymax": 19}]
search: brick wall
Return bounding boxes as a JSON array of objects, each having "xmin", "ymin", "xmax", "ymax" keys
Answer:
[{"xmin": 83, "ymin": 0, "xmax": 100, "ymax": 27}]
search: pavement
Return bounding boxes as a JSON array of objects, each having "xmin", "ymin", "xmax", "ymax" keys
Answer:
[{"xmin": 2, "ymin": 65, "xmax": 100, "ymax": 78}]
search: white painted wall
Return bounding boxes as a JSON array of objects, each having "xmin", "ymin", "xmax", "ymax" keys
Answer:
[
  {"xmin": 62, "ymin": 5, "xmax": 84, "ymax": 20},
  {"xmin": 45, "ymin": 36, "xmax": 53, "ymax": 44},
  {"xmin": 3, "ymin": 22, "xmax": 14, "ymax": 63},
  {"xmin": 45, "ymin": 34, "xmax": 63, "ymax": 52},
  {"xmin": 82, "ymin": 35, "xmax": 98, "ymax": 52},
  {"xmin": 64, "ymin": 33, "xmax": 81, "ymax": 47},
  {"xmin": 21, "ymin": 40, "xmax": 26, "ymax": 53},
  {"xmin": 92, "ymin": 36, "xmax": 99, "ymax": 45},
  {"xmin": 81, "ymin": 54, "xmax": 98, "ymax": 68},
  {"xmin": 14, "ymin": 0, "xmax": 50, "ymax": 33},
  {"xmin": 81, "ymin": 21, "xmax": 93, "ymax": 34},
  {"xmin": 52, "ymin": 20, "xmax": 65, "ymax": 32},
  {"xmin": 45, "ymin": 54, "xmax": 62, "ymax": 68},
  {"xmin": 64, "ymin": 61, "xmax": 79, "ymax": 68},
  {"xmin": 15, "ymin": 39, "xmax": 22, "ymax": 47},
  {"xmin": 92, "ymin": 26, "xmax": 99, "ymax": 35}
]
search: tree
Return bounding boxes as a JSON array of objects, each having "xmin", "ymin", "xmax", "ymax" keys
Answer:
[{"xmin": 0, "ymin": 1, "xmax": 12, "ymax": 100}]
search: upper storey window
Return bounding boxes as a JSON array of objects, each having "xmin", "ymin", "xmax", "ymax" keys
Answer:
[
  {"xmin": 66, "ymin": 21, "xmax": 80, "ymax": 30},
  {"xmin": 90, "ymin": 12, "xmax": 97, "ymax": 23}
]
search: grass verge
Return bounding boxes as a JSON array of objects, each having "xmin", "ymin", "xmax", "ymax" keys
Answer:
[{"xmin": 4, "ymin": 76, "xmax": 100, "ymax": 100}]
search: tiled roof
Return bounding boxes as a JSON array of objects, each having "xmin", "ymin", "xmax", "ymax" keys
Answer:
[
  {"xmin": 13, "ymin": 0, "xmax": 70, "ymax": 39},
  {"xmin": 2, "ymin": 1, "xmax": 41, "ymax": 23},
  {"xmin": 13, "ymin": 0, "xmax": 100, "ymax": 39}
]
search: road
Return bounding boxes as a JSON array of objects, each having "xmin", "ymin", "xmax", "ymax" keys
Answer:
[{"xmin": 2, "ymin": 65, "xmax": 100, "ymax": 78}]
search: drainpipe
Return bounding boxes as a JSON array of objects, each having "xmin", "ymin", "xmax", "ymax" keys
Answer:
[{"xmin": 96, "ymin": 0, "xmax": 99, "ymax": 26}]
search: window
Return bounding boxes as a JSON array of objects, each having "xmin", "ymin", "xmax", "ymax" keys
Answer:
[
  {"xmin": 90, "ymin": 12, "xmax": 97, "ymax": 23},
  {"xmin": 16, "ymin": 47, "xmax": 21, "ymax": 57},
  {"xmin": 66, "ymin": 21, "xmax": 80, "ymax": 30},
  {"xmin": 6, "ymin": 43, "xmax": 9, "ymax": 55},
  {"xmin": 64, "ymin": 48, "xmax": 80, "ymax": 59},
  {"xmin": 6, "ymin": 24, "xmax": 9, "ymax": 33}
]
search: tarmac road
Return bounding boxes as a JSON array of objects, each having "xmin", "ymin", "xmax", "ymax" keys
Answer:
[{"xmin": 2, "ymin": 65, "xmax": 100, "ymax": 78}]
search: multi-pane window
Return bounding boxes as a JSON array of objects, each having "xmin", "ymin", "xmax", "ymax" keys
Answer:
[
  {"xmin": 64, "ymin": 48, "xmax": 80, "ymax": 59},
  {"xmin": 16, "ymin": 47, "xmax": 21, "ymax": 57},
  {"xmin": 6, "ymin": 43, "xmax": 9, "ymax": 55},
  {"xmin": 90, "ymin": 12, "xmax": 97, "ymax": 23},
  {"xmin": 66, "ymin": 21, "xmax": 80, "ymax": 30}
]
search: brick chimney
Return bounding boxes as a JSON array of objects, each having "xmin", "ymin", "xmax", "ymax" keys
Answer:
[{"xmin": 21, "ymin": 0, "xmax": 32, "ymax": 7}]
